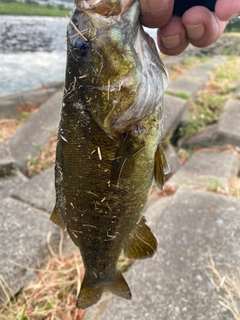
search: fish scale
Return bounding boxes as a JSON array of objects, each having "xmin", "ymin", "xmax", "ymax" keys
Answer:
[{"xmin": 51, "ymin": 0, "xmax": 169, "ymax": 309}]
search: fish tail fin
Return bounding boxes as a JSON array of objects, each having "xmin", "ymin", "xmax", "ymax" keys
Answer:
[
  {"xmin": 76, "ymin": 272, "xmax": 131, "ymax": 309},
  {"xmin": 76, "ymin": 276, "xmax": 104, "ymax": 309}
]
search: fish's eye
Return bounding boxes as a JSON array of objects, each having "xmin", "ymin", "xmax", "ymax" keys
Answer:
[{"xmin": 72, "ymin": 36, "xmax": 90, "ymax": 57}]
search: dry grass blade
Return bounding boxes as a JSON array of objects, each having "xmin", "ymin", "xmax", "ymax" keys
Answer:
[
  {"xmin": 26, "ymin": 136, "xmax": 57, "ymax": 177},
  {"xmin": 206, "ymin": 250, "xmax": 240, "ymax": 320},
  {"xmin": 0, "ymin": 236, "xmax": 85, "ymax": 320},
  {"xmin": 0, "ymin": 119, "xmax": 19, "ymax": 145}
]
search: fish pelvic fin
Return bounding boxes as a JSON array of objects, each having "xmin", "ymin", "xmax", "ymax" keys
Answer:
[
  {"xmin": 76, "ymin": 272, "xmax": 131, "ymax": 309},
  {"xmin": 154, "ymin": 145, "xmax": 170, "ymax": 190},
  {"xmin": 124, "ymin": 216, "xmax": 157, "ymax": 259},
  {"xmin": 50, "ymin": 205, "xmax": 65, "ymax": 229}
]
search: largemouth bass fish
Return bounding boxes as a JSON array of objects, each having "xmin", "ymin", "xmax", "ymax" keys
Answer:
[{"xmin": 51, "ymin": 0, "xmax": 168, "ymax": 309}]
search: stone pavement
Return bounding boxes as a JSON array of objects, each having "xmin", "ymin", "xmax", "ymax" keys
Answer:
[
  {"xmin": 166, "ymin": 150, "xmax": 239, "ymax": 191},
  {"xmin": 4, "ymin": 90, "xmax": 62, "ymax": 170},
  {"xmin": 181, "ymin": 99, "xmax": 240, "ymax": 148},
  {"xmin": 0, "ymin": 197, "xmax": 60, "ymax": 307},
  {"xmin": 99, "ymin": 188, "xmax": 240, "ymax": 320},
  {"xmin": 0, "ymin": 81, "xmax": 63, "ymax": 119},
  {"xmin": 1, "ymin": 54, "xmax": 240, "ymax": 318}
]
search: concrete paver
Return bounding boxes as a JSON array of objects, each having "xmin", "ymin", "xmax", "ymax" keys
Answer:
[
  {"xmin": 166, "ymin": 150, "xmax": 239, "ymax": 190},
  {"xmin": 184, "ymin": 67, "xmax": 211, "ymax": 82},
  {"xmin": 164, "ymin": 144, "xmax": 181, "ymax": 176},
  {"xmin": 12, "ymin": 167, "xmax": 55, "ymax": 213},
  {"xmin": 0, "ymin": 82, "xmax": 63, "ymax": 119},
  {"xmin": 0, "ymin": 197, "xmax": 60, "ymax": 307},
  {"xmin": 181, "ymin": 99, "xmax": 240, "ymax": 149},
  {"xmin": 179, "ymin": 124, "xmax": 218, "ymax": 148},
  {"xmin": 167, "ymin": 76, "xmax": 204, "ymax": 101},
  {"xmin": 216, "ymin": 99, "xmax": 240, "ymax": 147},
  {"xmin": 100, "ymin": 188, "xmax": 240, "ymax": 319},
  {"xmin": 163, "ymin": 95, "xmax": 188, "ymax": 139},
  {"xmin": 0, "ymin": 171, "xmax": 28, "ymax": 201},
  {"xmin": 4, "ymin": 91, "xmax": 62, "ymax": 169}
]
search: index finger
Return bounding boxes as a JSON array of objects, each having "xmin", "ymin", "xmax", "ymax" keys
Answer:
[
  {"xmin": 140, "ymin": 0, "xmax": 174, "ymax": 28},
  {"xmin": 215, "ymin": 0, "xmax": 240, "ymax": 20}
]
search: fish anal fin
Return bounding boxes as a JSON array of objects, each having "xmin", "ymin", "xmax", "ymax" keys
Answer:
[
  {"xmin": 154, "ymin": 145, "xmax": 170, "ymax": 190},
  {"xmin": 77, "ymin": 272, "xmax": 131, "ymax": 309},
  {"xmin": 50, "ymin": 205, "xmax": 65, "ymax": 229},
  {"xmin": 124, "ymin": 216, "xmax": 157, "ymax": 260}
]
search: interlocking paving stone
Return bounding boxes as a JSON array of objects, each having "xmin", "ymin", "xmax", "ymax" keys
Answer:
[
  {"xmin": 216, "ymin": 99, "xmax": 240, "ymax": 147},
  {"xmin": 0, "ymin": 171, "xmax": 28, "ymax": 201},
  {"xmin": 166, "ymin": 56, "xmax": 227, "ymax": 102},
  {"xmin": 0, "ymin": 197, "xmax": 60, "ymax": 307},
  {"xmin": 11, "ymin": 167, "xmax": 55, "ymax": 213},
  {"xmin": 0, "ymin": 82, "xmax": 63, "ymax": 119},
  {"xmin": 184, "ymin": 67, "xmax": 211, "ymax": 82},
  {"xmin": 164, "ymin": 144, "xmax": 181, "ymax": 175},
  {"xmin": 4, "ymin": 90, "xmax": 62, "ymax": 169},
  {"xmin": 179, "ymin": 124, "xmax": 218, "ymax": 148},
  {"xmin": 163, "ymin": 95, "xmax": 188, "ymax": 139},
  {"xmin": 167, "ymin": 76, "xmax": 204, "ymax": 101},
  {"xmin": 99, "ymin": 188, "xmax": 240, "ymax": 319},
  {"xmin": 166, "ymin": 150, "xmax": 239, "ymax": 190}
]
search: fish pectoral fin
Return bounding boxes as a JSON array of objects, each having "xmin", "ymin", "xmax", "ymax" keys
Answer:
[
  {"xmin": 154, "ymin": 145, "xmax": 170, "ymax": 191},
  {"xmin": 110, "ymin": 133, "xmax": 133, "ymax": 186},
  {"xmin": 50, "ymin": 205, "xmax": 65, "ymax": 230},
  {"xmin": 77, "ymin": 272, "xmax": 131, "ymax": 309},
  {"xmin": 106, "ymin": 271, "xmax": 132, "ymax": 300},
  {"xmin": 124, "ymin": 216, "xmax": 157, "ymax": 260}
]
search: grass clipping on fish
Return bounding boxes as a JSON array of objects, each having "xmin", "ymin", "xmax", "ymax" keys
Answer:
[
  {"xmin": 0, "ymin": 233, "xmax": 86, "ymax": 320},
  {"xmin": 0, "ymin": 232, "xmax": 133, "ymax": 320}
]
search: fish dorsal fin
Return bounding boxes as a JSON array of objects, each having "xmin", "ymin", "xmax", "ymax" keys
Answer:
[
  {"xmin": 50, "ymin": 205, "xmax": 65, "ymax": 230},
  {"xmin": 123, "ymin": 216, "xmax": 157, "ymax": 259},
  {"xmin": 154, "ymin": 145, "xmax": 170, "ymax": 190}
]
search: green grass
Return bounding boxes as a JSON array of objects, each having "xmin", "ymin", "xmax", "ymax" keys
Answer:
[
  {"xmin": 178, "ymin": 56, "xmax": 240, "ymax": 139},
  {"xmin": 167, "ymin": 91, "xmax": 190, "ymax": 100},
  {"xmin": 0, "ymin": 0, "xmax": 71, "ymax": 16}
]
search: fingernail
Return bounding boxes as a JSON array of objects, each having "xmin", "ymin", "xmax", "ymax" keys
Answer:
[
  {"xmin": 161, "ymin": 34, "xmax": 181, "ymax": 48},
  {"xmin": 147, "ymin": 0, "xmax": 168, "ymax": 13},
  {"xmin": 186, "ymin": 23, "xmax": 205, "ymax": 40}
]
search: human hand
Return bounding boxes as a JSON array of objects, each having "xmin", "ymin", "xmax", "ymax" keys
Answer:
[{"xmin": 140, "ymin": 0, "xmax": 240, "ymax": 55}]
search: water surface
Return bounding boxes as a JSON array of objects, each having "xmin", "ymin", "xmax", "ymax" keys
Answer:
[{"xmin": 0, "ymin": 15, "xmax": 157, "ymax": 97}]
